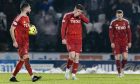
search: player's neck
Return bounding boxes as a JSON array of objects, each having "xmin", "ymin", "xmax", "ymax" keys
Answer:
[
  {"xmin": 117, "ymin": 18, "xmax": 123, "ymax": 21},
  {"xmin": 20, "ymin": 11, "xmax": 27, "ymax": 16}
]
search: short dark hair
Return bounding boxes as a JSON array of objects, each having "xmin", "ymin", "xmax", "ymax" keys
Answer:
[
  {"xmin": 20, "ymin": 3, "xmax": 30, "ymax": 11},
  {"xmin": 116, "ymin": 10, "xmax": 123, "ymax": 14},
  {"xmin": 75, "ymin": 4, "xmax": 85, "ymax": 11}
]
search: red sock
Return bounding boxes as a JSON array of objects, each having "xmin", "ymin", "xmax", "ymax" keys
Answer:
[
  {"xmin": 66, "ymin": 59, "xmax": 73, "ymax": 69},
  {"xmin": 13, "ymin": 60, "xmax": 24, "ymax": 76},
  {"xmin": 116, "ymin": 60, "xmax": 121, "ymax": 73},
  {"xmin": 24, "ymin": 58, "xmax": 33, "ymax": 76},
  {"xmin": 122, "ymin": 59, "xmax": 127, "ymax": 69},
  {"xmin": 72, "ymin": 62, "xmax": 79, "ymax": 74}
]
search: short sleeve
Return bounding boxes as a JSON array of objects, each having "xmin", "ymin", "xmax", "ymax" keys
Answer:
[
  {"xmin": 12, "ymin": 15, "xmax": 21, "ymax": 27},
  {"xmin": 12, "ymin": 21, "xmax": 18, "ymax": 27},
  {"xmin": 126, "ymin": 21, "xmax": 130, "ymax": 29},
  {"xmin": 62, "ymin": 14, "xmax": 68, "ymax": 23},
  {"xmin": 109, "ymin": 21, "xmax": 114, "ymax": 29}
]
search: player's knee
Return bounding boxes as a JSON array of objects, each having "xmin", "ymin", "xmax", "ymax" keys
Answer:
[
  {"xmin": 23, "ymin": 54, "xmax": 29, "ymax": 60},
  {"xmin": 115, "ymin": 54, "xmax": 120, "ymax": 60},
  {"xmin": 123, "ymin": 55, "xmax": 128, "ymax": 60},
  {"xmin": 75, "ymin": 53, "xmax": 80, "ymax": 56},
  {"xmin": 74, "ymin": 56, "xmax": 79, "ymax": 63},
  {"xmin": 74, "ymin": 53, "xmax": 80, "ymax": 63},
  {"xmin": 122, "ymin": 52, "xmax": 128, "ymax": 60},
  {"xmin": 19, "ymin": 58, "xmax": 24, "ymax": 61},
  {"xmin": 115, "ymin": 57, "xmax": 120, "ymax": 60},
  {"xmin": 69, "ymin": 51, "xmax": 76, "ymax": 60},
  {"xmin": 19, "ymin": 56, "xmax": 24, "ymax": 61},
  {"xmin": 23, "ymin": 57, "xmax": 30, "ymax": 67}
]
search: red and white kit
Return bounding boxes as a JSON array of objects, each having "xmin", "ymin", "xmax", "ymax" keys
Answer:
[
  {"xmin": 12, "ymin": 15, "xmax": 30, "ymax": 56},
  {"xmin": 109, "ymin": 18, "xmax": 132, "ymax": 55},
  {"xmin": 61, "ymin": 12, "xmax": 89, "ymax": 53}
]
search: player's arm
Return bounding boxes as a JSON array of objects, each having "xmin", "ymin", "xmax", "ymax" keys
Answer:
[
  {"xmin": 10, "ymin": 19, "xmax": 19, "ymax": 48},
  {"xmin": 109, "ymin": 21, "xmax": 115, "ymax": 48},
  {"xmin": 126, "ymin": 21, "xmax": 132, "ymax": 48},
  {"xmin": 10, "ymin": 25, "xmax": 16, "ymax": 42},
  {"xmin": 10, "ymin": 25, "xmax": 18, "ymax": 48},
  {"xmin": 79, "ymin": 14, "xmax": 89, "ymax": 23},
  {"xmin": 61, "ymin": 14, "xmax": 68, "ymax": 44}
]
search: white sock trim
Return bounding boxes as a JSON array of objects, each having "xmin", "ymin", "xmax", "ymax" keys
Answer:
[
  {"xmin": 66, "ymin": 68, "xmax": 70, "ymax": 72},
  {"xmin": 11, "ymin": 75, "xmax": 15, "ymax": 78},
  {"xmin": 31, "ymin": 75, "xmax": 34, "ymax": 78},
  {"xmin": 72, "ymin": 73, "xmax": 76, "ymax": 77}
]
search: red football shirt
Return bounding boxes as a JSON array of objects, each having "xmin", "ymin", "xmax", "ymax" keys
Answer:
[
  {"xmin": 12, "ymin": 15, "xmax": 30, "ymax": 45},
  {"xmin": 61, "ymin": 12, "xmax": 89, "ymax": 40},
  {"xmin": 109, "ymin": 18, "xmax": 132, "ymax": 43}
]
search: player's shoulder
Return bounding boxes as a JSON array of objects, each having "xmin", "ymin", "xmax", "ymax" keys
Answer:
[
  {"xmin": 14, "ymin": 15, "xmax": 22, "ymax": 21},
  {"xmin": 64, "ymin": 12, "xmax": 73, "ymax": 18},
  {"xmin": 12, "ymin": 15, "xmax": 22, "ymax": 26},
  {"xmin": 123, "ymin": 18, "xmax": 129, "ymax": 23},
  {"xmin": 110, "ymin": 18, "xmax": 117, "ymax": 24},
  {"xmin": 65, "ymin": 12, "xmax": 73, "ymax": 16},
  {"xmin": 14, "ymin": 14, "xmax": 28, "ymax": 22}
]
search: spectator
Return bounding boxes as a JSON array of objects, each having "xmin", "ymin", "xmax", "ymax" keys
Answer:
[
  {"xmin": 93, "ymin": 13, "xmax": 106, "ymax": 34},
  {"xmin": 132, "ymin": 0, "xmax": 140, "ymax": 26},
  {"xmin": 35, "ymin": 7, "xmax": 58, "ymax": 51},
  {"xmin": 133, "ymin": 23, "xmax": 140, "ymax": 51},
  {"xmin": 38, "ymin": 0, "xmax": 53, "ymax": 12},
  {"xmin": 0, "ymin": 12, "xmax": 8, "ymax": 51},
  {"xmin": 0, "ymin": 0, "xmax": 139, "ymax": 53}
]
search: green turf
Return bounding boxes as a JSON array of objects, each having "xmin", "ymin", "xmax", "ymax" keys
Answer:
[{"xmin": 0, "ymin": 73, "xmax": 140, "ymax": 84}]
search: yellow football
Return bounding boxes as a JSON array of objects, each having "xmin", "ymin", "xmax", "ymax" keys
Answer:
[{"xmin": 29, "ymin": 25, "xmax": 37, "ymax": 35}]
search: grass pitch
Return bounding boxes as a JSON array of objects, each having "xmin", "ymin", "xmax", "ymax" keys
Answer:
[{"xmin": 0, "ymin": 73, "xmax": 140, "ymax": 84}]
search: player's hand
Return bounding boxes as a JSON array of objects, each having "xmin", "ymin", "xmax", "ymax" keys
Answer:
[
  {"xmin": 111, "ymin": 43, "xmax": 115, "ymax": 48},
  {"xmin": 13, "ymin": 41, "xmax": 18, "ymax": 48},
  {"xmin": 74, "ymin": 10, "xmax": 82, "ymax": 17},
  {"xmin": 128, "ymin": 43, "xmax": 132, "ymax": 48},
  {"xmin": 74, "ymin": 12, "xmax": 80, "ymax": 17},
  {"xmin": 62, "ymin": 39, "xmax": 67, "ymax": 45}
]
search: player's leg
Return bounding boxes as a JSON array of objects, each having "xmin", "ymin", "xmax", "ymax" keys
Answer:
[
  {"xmin": 113, "ymin": 44, "xmax": 122, "ymax": 77},
  {"xmin": 115, "ymin": 54, "xmax": 122, "ymax": 77},
  {"xmin": 65, "ymin": 51, "xmax": 75, "ymax": 80},
  {"xmin": 66, "ymin": 52, "xmax": 75, "ymax": 70},
  {"xmin": 23, "ymin": 54, "xmax": 41, "ymax": 82},
  {"xmin": 66, "ymin": 40, "xmax": 75, "ymax": 70},
  {"xmin": 121, "ymin": 52, "xmax": 128, "ymax": 77},
  {"xmin": 121, "ymin": 46, "xmax": 128, "ymax": 76},
  {"xmin": 122, "ymin": 52, "xmax": 128, "ymax": 69},
  {"xmin": 121, "ymin": 43, "xmax": 128, "ymax": 76},
  {"xmin": 71, "ymin": 42, "xmax": 82, "ymax": 80},
  {"xmin": 10, "ymin": 59, "xmax": 24, "ymax": 82},
  {"xmin": 72, "ymin": 52, "xmax": 79, "ymax": 80},
  {"xmin": 12, "ymin": 59, "xmax": 24, "ymax": 76},
  {"xmin": 10, "ymin": 49, "xmax": 25, "ymax": 82},
  {"xmin": 122, "ymin": 46, "xmax": 128, "ymax": 69},
  {"xmin": 23, "ymin": 54, "xmax": 33, "ymax": 76},
  {"xmin": 65, "ymin": 40, "xmax": 75, "ymax": 80}
]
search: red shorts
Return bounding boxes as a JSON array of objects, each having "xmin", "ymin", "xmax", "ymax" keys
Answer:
[
  {"xmin": 66, "ymin": 38, "xmax": 82, "ymax": 53},
  {"xmin": 113, "ymin": 42, "xmax": 128, "ymax": 55},
  {"xmin": 17, "ymin": 42, "xmax": 29, "ymax": 57}
]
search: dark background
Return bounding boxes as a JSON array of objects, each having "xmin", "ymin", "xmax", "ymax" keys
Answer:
[{"xmin": 0, "ymin": 0, "xmax": 140, "ymax": 53}]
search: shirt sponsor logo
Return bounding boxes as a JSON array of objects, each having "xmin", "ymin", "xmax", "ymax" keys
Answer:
[
  {"xmin": 23, "ymin": 21, "xmax": 29, "ymax": 28},
  {"xmin": 70, "ymin": 19, "xmax": 81, "ymax": 23},
  {"xmin": 115, "ymin": 24, "xmax": 126, "ymax": 30}
]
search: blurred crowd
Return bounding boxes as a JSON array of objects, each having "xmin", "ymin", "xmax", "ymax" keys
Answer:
[{"xmin": 0, "ymin": 0, "xmax": 140, "ymax": 53}]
